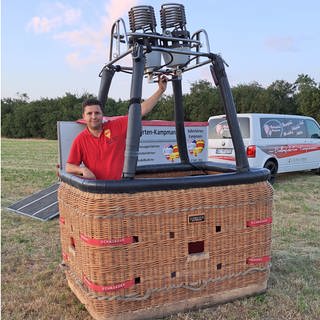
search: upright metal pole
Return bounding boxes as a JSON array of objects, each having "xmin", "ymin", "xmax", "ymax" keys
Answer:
[
  {"xmin": 172, "ymin": 75, "xmax": 189, "ymax": 164},
  {"xmin": 210, "ymin": 56, "xmax": 249, "ymax": 172},
  {"xmin": 122, "ymin": 44, "xmax": 145, "ymax": 179},
  {"xmin": 98, "ymin": 67, "xmax": 115, "ymax": 112}
]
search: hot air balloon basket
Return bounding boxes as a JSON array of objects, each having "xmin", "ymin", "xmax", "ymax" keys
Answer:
[{"xmin": 58, "ymin": 170, "xmax": 273, "ymax": 320}]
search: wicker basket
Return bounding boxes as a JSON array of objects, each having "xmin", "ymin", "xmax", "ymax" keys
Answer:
[{"xmin": 58, "ymin": 170, "xmax": 273, "ymax": 320}]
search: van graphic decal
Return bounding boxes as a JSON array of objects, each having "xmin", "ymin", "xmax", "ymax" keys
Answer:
[
  {"xmin": 262, "ymin": 119, "xmax": 283, "ymax": 137},
  {"xmin": 209, "ymin": 143, "xmax": 320, "ymax": 162},
  {"xmin": 208, "ymin": 155, "xmax": 236, "ymax": 161},
  {"xmin": 261, "ymin": 118, "xmax": 307, "ymax": 138},
  {"xmin": 259, "ymin": 144, "xmax": 320, "ymax": 158},
  {"xmin": 215, "ymin": 120, "xmax": 230, "ymax": 138}
]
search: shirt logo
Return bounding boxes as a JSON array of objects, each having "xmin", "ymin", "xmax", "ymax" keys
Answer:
[{"xmin": 104, "ymin": 129, "xmax": 111, "ymax": 139}]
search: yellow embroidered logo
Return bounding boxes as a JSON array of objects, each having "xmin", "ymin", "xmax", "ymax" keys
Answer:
[{"xmin": 104, "ymin": 129, "xmax": 111, "ymax": 139}]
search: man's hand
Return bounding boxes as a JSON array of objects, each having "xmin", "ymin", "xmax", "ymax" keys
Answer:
[
  {"xmin": 158, "ymin": 75, "xmax": 168, "ymax": 93},
  {"xmin": 66, "ymin": 163, "xmax": 96, "ymax": 179},
  {"xmin": 81, "ymin": 167, "xmax": 96, "ymax": 179}
]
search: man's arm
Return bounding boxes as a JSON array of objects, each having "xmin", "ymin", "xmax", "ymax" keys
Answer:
[
  {"xmin": 141, "ymin": 76, "xmax": 167, "ymax": 117},
  {"xmin": 65, "ymin": 163, "xmax": 96, "ymax": 179},
  {"xmin": 66, "ymin": 134, "xmax": 96, "ymax": 179}
]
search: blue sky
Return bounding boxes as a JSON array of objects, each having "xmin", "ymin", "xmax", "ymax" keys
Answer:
[{"xmin": 2, "ymin": 0, "xmax": 320, "ymax": 102}]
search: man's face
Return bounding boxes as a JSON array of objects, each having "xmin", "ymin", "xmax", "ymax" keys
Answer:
[{"xmin": 83, "ymin": 105, "xmax": 103, "ymax": 130}]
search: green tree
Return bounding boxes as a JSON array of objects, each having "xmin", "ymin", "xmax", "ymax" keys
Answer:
[
  {"xmin": 262, "ymin": 80, "xmax": 297, "ymax": 114},
  {"xmin": 2, "ymin": 75, "xmax": 320, "ymax": 139},
  {"xmin": 144, "ymin": 95, "xmax": 174, "ymax": 121},
  {"xmin": 294, "ymin": 74, "xmax": 320, "ymax": 122},
  {"xmin": 231, "ymin": 82, "xmax": 265, "ymax": 113},
  {"xmin": 1, "ymin": 94, "xmax": 30, "ymax": 137},
  {"xmin": 184, "ymin": 80, "xmax": 223, "ymax": 121}
]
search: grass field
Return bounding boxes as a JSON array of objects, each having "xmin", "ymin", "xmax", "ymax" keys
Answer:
[{"xmin": 1, "ymin": 138, "xmax": 320, "ymax": 320}]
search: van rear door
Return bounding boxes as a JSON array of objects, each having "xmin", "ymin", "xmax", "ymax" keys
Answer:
[{"xmin": 208, "ymin": 116, "xmax": 250, "ymax": 164}]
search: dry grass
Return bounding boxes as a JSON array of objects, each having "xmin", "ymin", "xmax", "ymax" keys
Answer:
[{"xmin": 1, "ymin": 138, "xmax": 320, "ymax": 320}]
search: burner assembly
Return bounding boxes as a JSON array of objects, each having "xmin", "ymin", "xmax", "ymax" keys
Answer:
[
  {"xmin": 104, "ymin": 3, "xmax": 211, "ymax": 85},
  {"xmin": 98, "ymin": 3, "xmax": 241, "ymax": 179}
]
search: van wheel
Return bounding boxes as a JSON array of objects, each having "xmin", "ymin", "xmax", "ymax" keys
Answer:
[{"xmin": 264, "ymin": 160, "xmax": 278, "ymax": 184}]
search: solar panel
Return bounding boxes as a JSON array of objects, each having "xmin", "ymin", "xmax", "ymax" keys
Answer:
[{"xmin": 7, "ymin": 183, "xmax": 60, "ymax": 221}]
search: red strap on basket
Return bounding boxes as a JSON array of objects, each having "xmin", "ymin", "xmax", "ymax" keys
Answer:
[
  {"xmin": 80, "ymin": 234, "xmax": 134, "ymax": 246},
  {"xmin": 59, "ymin": 216, "xmax": 65, "ymax": 224},
  {"xmin": 82, "ymin": 274, "xmax": 135, "ymax": 292},
  {"xmin": 247, "ymin": 256, "xmax": 271, "ymax": 264},
  {"xmin": 62, "ymin": 252, "xmax": 69, "ymax": 261},
  {"xmin": 247, "ymin": 217, "xmax": 272, "ymax": 227}
]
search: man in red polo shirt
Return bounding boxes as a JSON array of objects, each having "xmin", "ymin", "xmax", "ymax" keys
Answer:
[{"xmin": 66, "ymin": 76, "xmax": 167, "ymax": 180}]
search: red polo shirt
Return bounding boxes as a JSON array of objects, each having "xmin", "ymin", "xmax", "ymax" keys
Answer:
[{"xmin": 67, "ymin": 116, "xmax": 128, "ymax": 180}]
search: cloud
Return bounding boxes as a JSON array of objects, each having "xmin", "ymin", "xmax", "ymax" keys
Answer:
[
  {"xmin": 54, "ymin": 28, "xmax": 106, "ymax": 69},
  {"xmin": 57, "ymin": 0, "xmax": 138, "ymax": 69},
  {"xmin": 104, "ymin": 0, "xmax": 138, "ymax": 26},
  {"xmin": 54, "ymin": 28, "xmax": 104, "ymax": 48},
  {"xmin": 265, "ymin": 36, "xmax": 298, "ymax": 52},
  {"xmin": 27, "ymin": 1, "xmax": 139, "ymax": 69},
  {"xmin": 27, "ymin": 2, "xmax": 81, "ymax": 34},
  {"xmin": 27, "ymin": 16, "xmax": 59, "ymax": 33},
  {"xmin": 57, "ymin": 3, "xmax": 81, "ymax": 25},
  {"xmin": 65, "ymin": 51, "xmax": 100, "ymax": 69},
  {"xmin": 52, "ymin": 20, "xmax": 108, "ymax": 69}
]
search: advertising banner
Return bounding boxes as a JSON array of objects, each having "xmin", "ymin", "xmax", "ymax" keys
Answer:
[
  {"xmin": 139, "ymin": 120, "xmax": 208, "ymax": 165},
  {"xmin": 58, "ymin": 120, "xmax": 208, "ymax": 168}
]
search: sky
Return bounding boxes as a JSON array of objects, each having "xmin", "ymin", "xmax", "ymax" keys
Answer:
[{"xmin": 2, "ymin": 0, "xmax": 320, "ymax": 102}]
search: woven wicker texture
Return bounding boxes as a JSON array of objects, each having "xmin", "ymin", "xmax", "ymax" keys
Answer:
[{"xmin": 58, "ymin": 177, "xmax": 273, "ymax": 320}]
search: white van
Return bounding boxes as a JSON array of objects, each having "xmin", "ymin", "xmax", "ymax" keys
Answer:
[{"xmin": 208, "ymin": 113, "xmax": 320, "ymax": 182}]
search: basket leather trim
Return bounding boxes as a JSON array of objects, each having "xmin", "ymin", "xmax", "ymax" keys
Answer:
[
  {"xmin": 80, "ymin": 234, "xmax": 134, "ymax": 246},
  {"xmin": 59, "ymin": 216, "xmax": 65, "ymax": 224},
  {"xmin": 58, "ymin": 163, "xmax": 270, "ymax": 194},
  {"xmin": 62, "ymin": 252, "xmax": 69, "ymax": 261},
  {"xmin": 247, "ymin": 256, "xmax": 271, "ymax": 264},
  {"xmin": 247, "ymin": 217, "xmax": 272, "ymax": 227},
  {"xmin": 83, "ymin": 274, "xmax": 135, "ymax": 292}
]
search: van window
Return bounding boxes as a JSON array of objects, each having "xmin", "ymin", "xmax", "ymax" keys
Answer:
[
  {"xmin": 260, "ymin": 118, "xmax": 307, "ymax": 138},
  {"xmin": 208, "ymin": 117, "xmax": 250, "ymax": 139},
  {"xmin": 305, "ymin": 119, "xmax": 320, "ymax": 138}
]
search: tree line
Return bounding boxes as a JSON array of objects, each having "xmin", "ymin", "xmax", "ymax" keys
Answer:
[{"xmin": 1, "ymin": 74, "xmax": 319, "ymax": 140}]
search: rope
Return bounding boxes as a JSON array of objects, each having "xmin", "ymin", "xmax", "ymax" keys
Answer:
[{"xmin": 60, "ymin": 262, "xmax": 271, "ymax": 302}]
